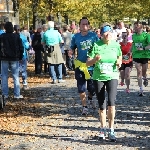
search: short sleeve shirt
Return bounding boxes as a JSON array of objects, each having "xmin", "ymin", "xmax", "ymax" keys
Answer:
[
  {"xmin": 88, "ymin": 40, "xmax": 122, "ymax": 81},
  {"xmin": 70, "ymin": 32, "xmax": 99, "ymax": 63},
  {"xmin": 132, "ymin": 32, "xmax": 150, "ymax": 58}
]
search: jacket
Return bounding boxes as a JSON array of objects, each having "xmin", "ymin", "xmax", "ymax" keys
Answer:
[
  {"xmin": 0, "ymin": 33, "xmax": 24, "ymax": 61},
  {"xmin": 32, "ymin": 32, "xmax": 43, "ymax": 51},
  {"xmin": 19, "ymin": 33, "xmax": 30, "ymax": 59}
]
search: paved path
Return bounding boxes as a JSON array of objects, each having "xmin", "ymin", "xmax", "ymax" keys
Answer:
[{"xmin": 0, "ymin": 67, "xmax": 150, "ymax": 150}]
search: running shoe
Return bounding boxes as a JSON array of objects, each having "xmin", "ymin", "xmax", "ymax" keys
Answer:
[
  {"xmin": 126, "ymin": 88, "xmax": 130, "ymax": 93},
  {"xmin": 108, "ymin": 129, "xmax": 116, "ymax": 142},
  {"xmin": 120, "ymin": 82, "xmax": 125, "ymax": 86},
  {"xmin": 98, "ymin": 128, "xmax": 106, "ymax": 140},
  {"xmin": 143, "ymin": 78, "xmax": 148, "ymax": 87},
  {"xmin": 81, "ymin": 107, "xmax": 88, "ymax": 115},
  {"xmin": 138, "ymin": 91, "xmax": 145, "ymax": 97}
]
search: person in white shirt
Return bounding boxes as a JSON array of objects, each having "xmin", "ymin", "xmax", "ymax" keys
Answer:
[
  {"xmin": 116, "ymin": 22, "xmax": 126, "ymax": 43},
  {"xmin": 62, "ymin": 25, "xmax": 73, "ymax": 70}
]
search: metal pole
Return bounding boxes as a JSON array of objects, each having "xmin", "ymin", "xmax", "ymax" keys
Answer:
[{"xmin": 6, "ymin": 0, "xmax": 9, "ymax": 21}]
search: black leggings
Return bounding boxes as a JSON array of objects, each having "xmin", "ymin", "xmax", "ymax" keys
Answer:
[{"xmin": 93, "ymin": 79, "xmax": 118, "ymax": 110}]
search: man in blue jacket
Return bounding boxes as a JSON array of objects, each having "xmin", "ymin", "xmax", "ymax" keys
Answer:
[{"xmin": 14, "ymin": 25, "xmax": 30, "ymax": 90}]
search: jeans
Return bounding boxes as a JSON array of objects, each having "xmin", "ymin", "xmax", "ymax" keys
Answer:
[
  {"xmin": 1, "ymin": 60, "xmax": 20, "ymax": 97},
  {"xmin": 49, "ymin": 64, "xmax": 62, "ymax": 80},
  {"xmin": 20, "ymin": 58, "xmax": 28, "ymax": 85}
]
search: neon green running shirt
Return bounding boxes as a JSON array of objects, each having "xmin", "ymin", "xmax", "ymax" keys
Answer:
[
  {"xmin": 87, "ymin": 40, "xmax": 122, "ymax": 81},
  {"xmin": 132, "ymin": 32, "xmax": 150, "ymax": 58}
]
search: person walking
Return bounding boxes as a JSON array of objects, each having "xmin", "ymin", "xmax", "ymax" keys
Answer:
[
  {"xmin": 41, "ymin": 21, "xmax": 65, "ymax": 83},
  {"xmin": 86, "ymin": 23, "xmax": 122, "ymax": 141},
  {"xmin": 0, "ymin": 22, "xmax": 24, "ymax": 104},
  {"xmin": 69, "ymin": 17, "xmax": 99, "ymax": 115}
]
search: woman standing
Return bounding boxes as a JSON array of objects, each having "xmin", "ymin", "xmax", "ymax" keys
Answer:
[
  {"xmin": 86, "ymin": 23, "xmax": 122, "ymax": 142},
  {"xmin": 119, "ymin": 32, "xmax": 133, "ymax": 93}
]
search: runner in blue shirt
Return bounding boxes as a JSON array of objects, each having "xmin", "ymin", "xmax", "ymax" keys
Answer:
[{"xmin": 69, "ymin": 17, "xmax": 99, "ymax": 115}]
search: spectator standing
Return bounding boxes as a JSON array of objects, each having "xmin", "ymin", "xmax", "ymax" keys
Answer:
[
  {"xmin": 32, "ymin": 26, "xmax": 44, "ymax": 74},
  {"xmin": 14, "ymin": 25, "xmax": 30, "ymax": 90},
  {"xmin": 62, "ymin": 25, "xmax": 74, "ymax": 71},
  {"xmin": 0, "ymin": 23, "xmax": 5, "ymax": 89},
  {"xmin": 41, "ymin": 21, "xmax": 65, "ymax": 84},
  {"xmin": 0, "ymin": 22, "xmax": 24, "ymax": 103}
]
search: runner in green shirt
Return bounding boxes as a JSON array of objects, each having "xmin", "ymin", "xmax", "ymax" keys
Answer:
[
  {"xmin": 132, "ymin": 22, "xmax": 150, "ymax": 96},
  {"xmin": 86, "ymin": 23, "xmax": 122, "ymax": 142}
]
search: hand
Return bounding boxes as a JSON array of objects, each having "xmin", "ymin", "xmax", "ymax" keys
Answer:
[
  {"xmin": 94, "ymin": 55, "xmax": 101, "ymax": 62},
  {"xmin": 68, "ymin": 50, "xmax": 73, "ymax": 58},
  {"xmin": 116, "ymin": 59, "xmax": 121, "ymax": 68}
]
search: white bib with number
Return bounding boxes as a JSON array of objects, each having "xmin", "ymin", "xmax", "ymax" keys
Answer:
[{"xmin": 99, "ymin": 63, "xmax": 114, "ymax": 74}]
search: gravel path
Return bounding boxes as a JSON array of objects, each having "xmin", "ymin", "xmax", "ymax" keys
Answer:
[{"xmin": 0, "ymin": 67, "xmax": 150, "ymax": 150}]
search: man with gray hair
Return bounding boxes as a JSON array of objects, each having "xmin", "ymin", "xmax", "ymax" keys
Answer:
[{"xmin": 41, "ymin": 21, "xmax": 65, "ymax": 84}]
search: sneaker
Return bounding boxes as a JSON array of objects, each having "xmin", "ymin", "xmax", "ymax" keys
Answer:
[
  {"xmin": 108, "ymin": 130, "xmax": 116, "ymax": 142},
  {"xmin": 14, "ymin": 95, "xmax": 24, "ymax": 99},
  {"xmin": 58, "ymin": 79, "xmax": 65, "ymax": 83},
  {"xmin": 143, "ymin": 78, "xmax": 148, "ymax": 87},
  {"xmin": 120, "ymin": 82, "xmax": 125, "ymax": 86},
  {"xmin": 81, "ymin": 107, "xmax": 88, "ymax": 115},
  {"xmin": 98, "ymin": 128, "xmax": 106, "ymax": 140},
  {"xmin": 138, "ymin": 91, "xmax": 145, "ymax": 97},
  {"xmin": 51, "ymin": 80, "xmax": 57, "ymax": 84},
  {"xmin": 126, "ymin": 88, "xmax": 130, "ymax": 93},
  {"xmin": 23, "ymin": 85, "xmax": 29, "ymax": 90}
]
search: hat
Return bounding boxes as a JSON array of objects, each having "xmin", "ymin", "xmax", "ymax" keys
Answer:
[
  {"xmin": 14, "ymin": 25, "xmax": 20, "ymax": 30},
  {"xmin": 101, "ymin": 25, "xmax": 112, "ymax": 35}
]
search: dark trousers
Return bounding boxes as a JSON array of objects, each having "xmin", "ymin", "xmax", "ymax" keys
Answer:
[
  {"xmin": 35, "ymin": 50, "xmax": 42, "ymax": 74},
  {"xmin": 62, "ymin": 63, "xmax": 67, "ymax": 76},
  {"xmin": 44, "ymin": 61, "xmax": 49, "ymax": 73},
  {"xmin": 65, "ymin": 50, "xmax": 74, "ymax": 70},
  {"xmin": 93, "ymin": 79, "xmax": 118, "ymax": 110}
]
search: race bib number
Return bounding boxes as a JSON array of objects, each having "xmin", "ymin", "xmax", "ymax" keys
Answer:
[
  {"xmin": 135, "ymin": 43, "xmax": 143, "ymax": 50},
  {"xmin": 99, "ymin": 63, "xmax": 114, "ymax": 74},
  {"xmin": 122, "ymin": 55, "xmax": 129, "ymax": 61}
]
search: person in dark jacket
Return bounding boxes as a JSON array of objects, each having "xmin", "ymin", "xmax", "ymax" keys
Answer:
[
  {"xmin": 0, "ymin": 22, "xmax": 24, "ymax": 102},
  {"xmin": 0, "ymin": 23, "xmax": 5, "ymax": 89},
  {"xmin": 32, "ymin": 26, "xmax": 43, "ymax": 74}
]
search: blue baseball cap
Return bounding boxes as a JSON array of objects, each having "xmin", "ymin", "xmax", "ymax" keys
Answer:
[{"xmin": 101, "ymin": 25, "xmax": 112, "ymax": 35}]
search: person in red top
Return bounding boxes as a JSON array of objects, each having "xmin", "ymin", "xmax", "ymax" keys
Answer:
[{"xmin": 119, "ymin": 32, "xmax": 133, "ymax": 93}]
